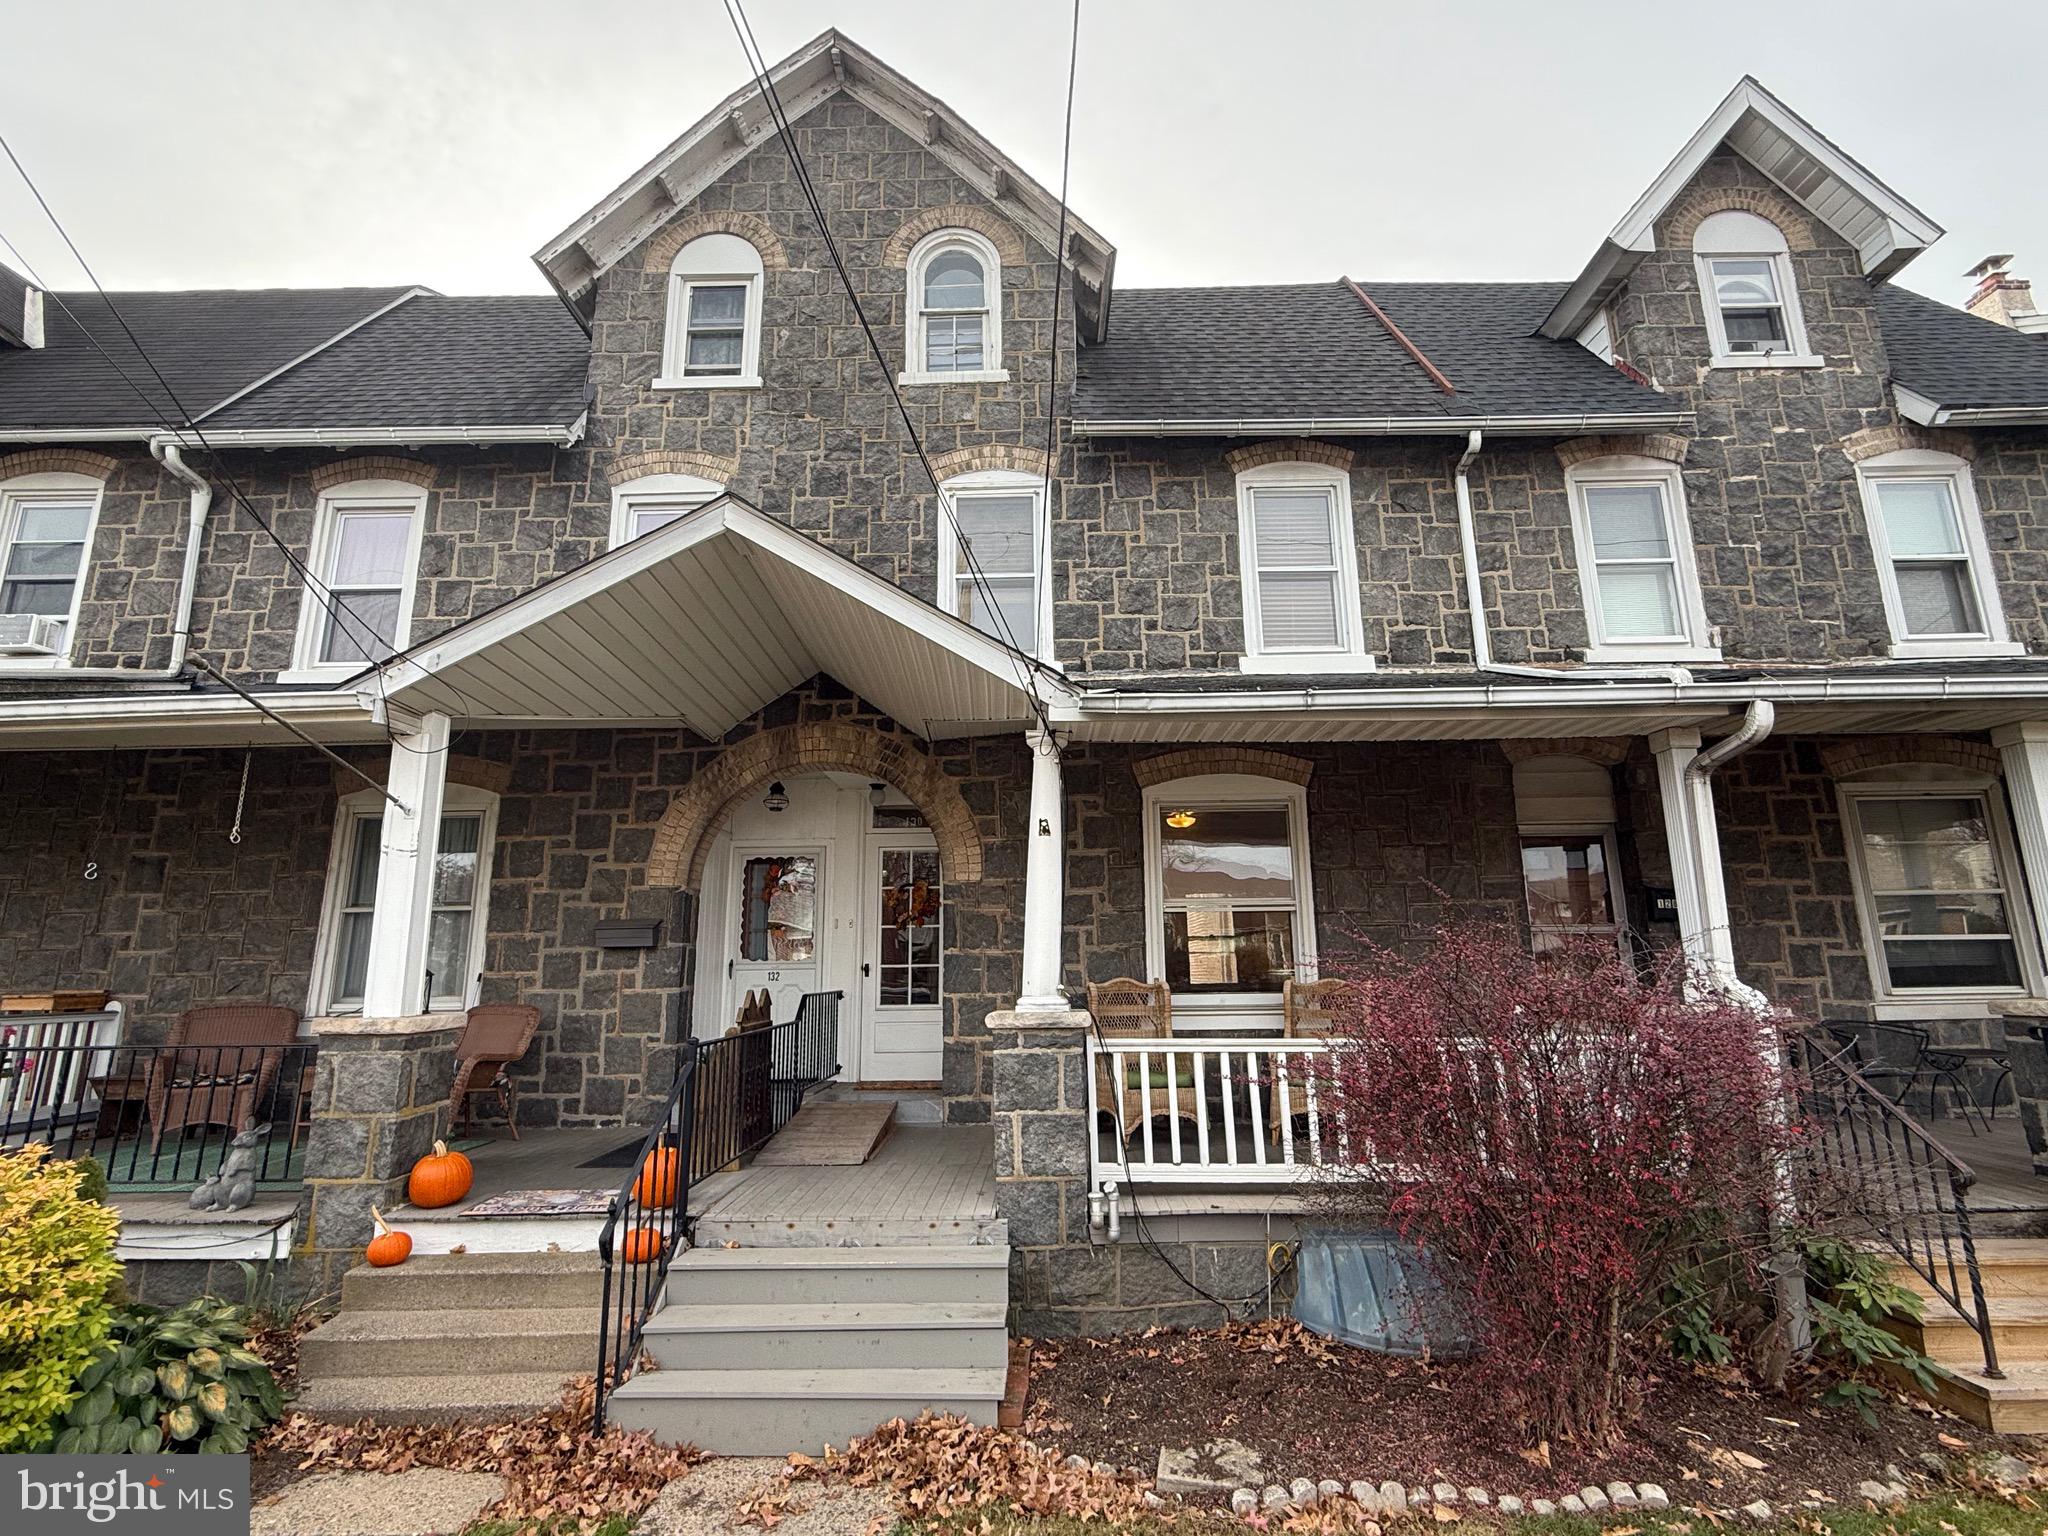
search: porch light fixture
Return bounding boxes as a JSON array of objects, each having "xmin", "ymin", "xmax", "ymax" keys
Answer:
[
  {"xmin": 869, "ymin": 781, "xmax": 887, "ymax": 807},
  {"xmin": 1165, "ymin": 809, "xmax": 1198, "ymax": 829},
  {"xmin": 763, "ymin": 781, "xmax": 789, "ymax": 813}
]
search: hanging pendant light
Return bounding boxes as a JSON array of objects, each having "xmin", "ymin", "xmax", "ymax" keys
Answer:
[
  {"xmin": 763, "ymin": 780, "xmax": 789, "ymax": 813},
  {"xmin": 1165, "ymin": 809, "xmax": 1197, "ymax": 829}
]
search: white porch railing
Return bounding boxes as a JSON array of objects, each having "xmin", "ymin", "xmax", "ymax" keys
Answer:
[
  {"xmin": 1086, "ymin": 1034, "xmax": 1341, "ymax": 1187},
  {"xmin": 0, "ymin": 1007, "xmax": 123, "ymax": 1126}
]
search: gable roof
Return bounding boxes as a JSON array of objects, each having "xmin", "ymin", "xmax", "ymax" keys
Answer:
[
  {"xmin": 0, "ymin": 285, "xmax": 416, "ymax": 436},
  {"xmin": 0, "ymin": 285, "xmax": 589, "ymax": 445},
  {"xmin": 1875, "ymin": 285, "xmax": 2048, "ymax": 425},
  {"xmin": 532, "ymin": 28, "xmax": 1117, "ymax": 342},
  {"xmin": 1540, "ymin": 77, "xmax": 1943, "ymax": 340},
  {"xmin": 1072, "ymin": 281, "xmax": 1688, "ymax": 435}
]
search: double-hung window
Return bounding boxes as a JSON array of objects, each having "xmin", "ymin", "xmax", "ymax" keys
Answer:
[
  {"xmin": 1143, "ymin": 772, "xmax": 1317, "ymax": 1029},
  {"xmin": 1842, "ymin": 784, "xmax": 2032, "ymax": 1002},
  {"xmin": 902, "ymin": 230, "xmax": 1006, "ymax": 384},
  {"xmin": 1564, "ymin": 456, "xmax": 1718, "ymax": 663},
  {"xmin": 1234, "ymin": 462, "xmax": 1370, "ymax": 673},
  {"xmin": 1692, "ymin": 210, "xmax": 1819, "ymax": 368},
  {"xmin": 938, "ymin": 470, "xmax": 1047, "ymax": 656},
  {"xmin": 315, "ymin": 786, "xmax": 498, "ymax": 1015},
  {"xmin": 1855, "ymin": 450, "xmax": 2017, "ymax": 658},
  {"xmin": 658, "ymin": 233, "xmax": 765, "ymax": 389},
  {"xmin": 286, "ymin": 479, "xmax": 425, "ymax": 680},
  {"xmin": 609, "ymin": 471, "xmax": 726, "ymax": 548},
  {"xmin": 0, "ymin": 471, "xmax": 101, "ymax": 665}
]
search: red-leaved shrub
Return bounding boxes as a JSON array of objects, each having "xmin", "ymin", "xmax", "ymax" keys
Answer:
[{"xmin": 1313, "ymin": 926, "xmax": 1796, "ymax": 1447}]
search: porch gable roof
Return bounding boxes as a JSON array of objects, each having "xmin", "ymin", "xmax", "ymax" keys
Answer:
[{"xmin": 370, "ymin": 494, "xmax": 1066, "ymax": 739}]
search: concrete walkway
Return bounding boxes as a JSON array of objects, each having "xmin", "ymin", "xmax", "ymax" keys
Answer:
[{"xmin": 251, "ymin": 1468, "xmax": 504, "ymax": 1536}]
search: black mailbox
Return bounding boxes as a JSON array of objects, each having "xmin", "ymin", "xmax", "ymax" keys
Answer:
[{"xmin": 594, "ymin": 919, "xmax": 661, "ymax": 949}]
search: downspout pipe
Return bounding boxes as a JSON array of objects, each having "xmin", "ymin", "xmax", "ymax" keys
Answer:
[{"xmin": 1452, "ymin": 428, "xmax": 1694, "ymax": 685}]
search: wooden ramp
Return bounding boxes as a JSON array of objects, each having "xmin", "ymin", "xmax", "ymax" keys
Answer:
[{"xmin": 753, "ymin": 1101, "xmax": 895, "ymax": 1166}]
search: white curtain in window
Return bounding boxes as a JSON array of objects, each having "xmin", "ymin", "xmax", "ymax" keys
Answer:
[
  {"xmin": 1584, "ymin": 484, "xmax": 1681, "ymax": 638},
  {"xmin": 1873, "ymin": 478, "xmax": 1979, "ymax": 636},
  {"xmin": 953, "ymin": 492, "xmax": 1038, "ymax": 650},
  {"xmin": 1249, "ymin": 488, "xmax": 1341, "ymax": 650}
]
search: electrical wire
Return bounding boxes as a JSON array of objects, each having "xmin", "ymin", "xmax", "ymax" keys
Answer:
[
  {"xmin": 719, "ymin": 1, "xmax": 1058, "ymax": 737},
  {"xmin": 1040, "ymin": 0, "xmax": 1080, "ymax": 672}
]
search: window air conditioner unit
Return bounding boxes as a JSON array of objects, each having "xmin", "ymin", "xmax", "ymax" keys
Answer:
[{"xmin": 0, "ymin": 614, "xmax": 63, "ymax": 655}]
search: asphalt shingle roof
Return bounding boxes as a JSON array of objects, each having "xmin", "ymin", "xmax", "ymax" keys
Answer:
[
  {"xmin": 1073, "ymin": 280, "xmax": 1681, "ymax": 425},
  {"xmin": 203, "ymin": 295, "xmax": 588, "ymax": 431},
  {"xmin": 0, "ymin": 286, "xmax": 415, "ymax": 431},
  {"xmin": 1873, "ymin": 285, "xmax": 2048, "ymax": 412}
]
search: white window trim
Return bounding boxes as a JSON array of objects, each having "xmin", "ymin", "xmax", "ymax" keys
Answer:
[
  {"xmin": 1518, "ymin": 822, "xmax": 1628, "ymax": 955},
  {"xmin": 1234, "ymin": 460, "xmax": 1372, "ymax": 674},
  {"xmin": 1692, "ymin": 212, "xmax": 1821, "ymax": 369},
  {"xmin": 654, "ymin": 234, "xmax": 765, "ymax": 391},
  {"xmin": 1837, "ymin": 775, "xmax": 2041, "ymax": 1008},
  {"xmin": 899, "ymin": 228, "xmax": 1009, "ymax": 387},
  {"xmin": 1141, "ymin": 772, "xmax": 1318, "ymax": 1032},
  {"xmin": 1855, "ymin": 449, "xmax": 2021, "ymax": 659},
  {"xmin": 935, "ymin": 468, "xmax": 1052, "ymax": 662},
  {"xmin": 279, "ymin": 479, "xmax": 429, "ymax": 685},
  {"xmin": 0, "ymin": 469, "xmax": 104, "ymax": 671},
  {"xmin": 609, "ymin": 471, "xmax": 726, "ymax": 549},
  {"xmin": 307, "ymin": 783, "xmax": 500, "ymax": 1018},
  {"xmin": 1564, "ymin": 454, "xmax": 1722, "ymax": 664}
]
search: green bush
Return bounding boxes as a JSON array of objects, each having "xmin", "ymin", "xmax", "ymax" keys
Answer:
[
  {"xmin": 0, "ymin": 1145, "xmax": 122, "ymax": 1452},
  {"xmin": 51, "ymin": 1299, "xmax": 286, "ymax": 1455}
]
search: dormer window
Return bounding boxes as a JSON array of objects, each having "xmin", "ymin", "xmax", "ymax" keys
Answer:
[
  {"xmin": 1692, "ymin": 211, "xmax": 1819, "ymax": 368},
  {"xmin": 902, "ymin": 230, "xmax": 1007, "ymax": 385},
  {"xmin": 658, "ymin": 233, "xmax": 764, "ymax": 390}
]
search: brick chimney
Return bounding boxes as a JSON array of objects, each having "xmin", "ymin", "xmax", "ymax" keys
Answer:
[{"xmin": 1966, "ymin": 253, "xmax": 2046, "ymax": 331}]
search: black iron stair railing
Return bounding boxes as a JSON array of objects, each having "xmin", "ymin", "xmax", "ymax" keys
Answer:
[
  {"xmin": 592, "ymin": 990, "xmax": 842, "ymax": 1430},
  {"xmin": 1790, "ymin": 1030, "xmax": 2002, "ymax": 1380}
]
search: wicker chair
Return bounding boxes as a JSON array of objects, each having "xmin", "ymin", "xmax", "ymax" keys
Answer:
[
  {"xmin": 1274, "ymin": 978, "xmax": 1358, "ymax": 1145},
  {"xmin": 448, "ymin": 1004, "xmax": 540, "ymax": 1139},
  {"xmin": 1085, "ymin": 978, "xmax": 1178, "ymax": 1144},
  {"xmin": 144, "ymin": 1005, "xmax": 300, "ymax": 1151}
]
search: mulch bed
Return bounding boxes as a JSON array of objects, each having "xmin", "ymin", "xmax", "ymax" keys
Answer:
[{"xmin": 1025, "ymin": 1321, "xmax": 2037, "ymax": 1507}]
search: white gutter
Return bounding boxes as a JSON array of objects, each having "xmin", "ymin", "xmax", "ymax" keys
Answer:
[
  {"xmin": 144, "ymin": 415, "xmax": 586, "ymax": 450},
  {"xmin": 1450, "ymin": 428, "xmax": 1693, "ymax": 686},
  {"xmin": 1069, "ymin": 410, "xmax": 1695, "ymax": 438},
  {"xmin": 1692, "ymin": 697, "xmax": 1774, "ymax": 778},
  {"xmin": 0, "ymin": 427, "xmax": 159, "ymax": 443},
  {"xmin": 0, "ymin": 688, "xmax": 377, "ymax": 747}
]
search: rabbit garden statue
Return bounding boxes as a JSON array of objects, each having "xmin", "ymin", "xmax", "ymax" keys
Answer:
[{"xmin": 188, "ymin": 1121, "xmax": 270, "ymax": 1212}]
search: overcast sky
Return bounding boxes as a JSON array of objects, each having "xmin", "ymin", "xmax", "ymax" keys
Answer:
[{"xmin": 1, "ymin": 0, "xmax": 2041, "ymax": 312}]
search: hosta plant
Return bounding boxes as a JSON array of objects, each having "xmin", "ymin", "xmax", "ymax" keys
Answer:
[{"xmin": 50, "ymin": 1298, "xmax": 285, "ymax": 1455}]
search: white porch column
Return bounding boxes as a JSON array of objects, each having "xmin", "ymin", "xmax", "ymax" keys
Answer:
[
  {"xmin": 360, "ymin": 710, "xmax": 451, "ymax": 1019},
  {"xmin": 1016, "ymin": 727, "xmax": 1068, "ymax": 1011},
  {"xmin": 1649, "ymin": 726, "xmax": 1738, "ymax": 990},
  {"xmin": 1993, "ymin": 721, "xmax": 2048, "ymax": 968}
]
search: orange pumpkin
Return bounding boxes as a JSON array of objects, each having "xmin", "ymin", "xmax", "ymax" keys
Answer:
[
  {"xmin": 632, "ymin": 1145, "xmax": 681, "ymax": 1209},
  {"xmin": 407, "ymin": 1140, "xmax": 474, "ymax": 1208},
  {"xmin": 366, "ymin": 1207, "xmax": 412, "ymax": 1268},
  {"xmin": 618, "ymin": 1225, "xmax": 665, "ymax": 1264}
]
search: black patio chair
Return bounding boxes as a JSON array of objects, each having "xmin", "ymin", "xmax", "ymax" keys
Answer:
[{"xmin": 1825, "ymin": 1022, "xmax": 1994, "ymax": 1135}]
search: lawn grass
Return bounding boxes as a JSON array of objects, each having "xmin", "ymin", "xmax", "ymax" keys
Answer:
[{"xmin": 902, "ymin": 1492, "xmax": 2037, "ymax": 1535}]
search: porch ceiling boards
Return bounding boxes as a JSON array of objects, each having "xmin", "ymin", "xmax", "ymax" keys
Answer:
[{"xmin": 374, "ymin": 495, "xmax": 1057, "ymax": 740}]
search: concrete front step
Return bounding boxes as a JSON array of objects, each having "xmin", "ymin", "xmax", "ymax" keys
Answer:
[
  {"xmin": 643, "ymin": 1301, "xmax": 1008, "ymax": 1370},
  {"xmin": 664, "ymin": 1244, "xmax": 1008, "ymax": 1306},
  {"xmin": 690, "ymin": 1216, "xmax": 1008, "ymax": 1249},
  {"xmin": 1891, "ymin": 1241, "xmax": 2048, "ymax": 1303},
  {"xmin": 294, "ymin": 1370, "xmax": 578, "ymax": 1425},
  {"xmin": 1896, "ymin": 1358, "xmax": 2048, "ymax": 1434},
  {"xmin": 1898, "ymin": 1297, "xmax": 2048, "ymax": 1367},
  {"xmin": 338, "ymin": 1253, "xmax": 603, "ymax": 1313},
  {"xmin": 606, "ymin": 1366, "xmax": 1005, "ymax": 1455},
  {"xmin": 300, "ymin": 1306, "xmax": 600, "ymax": 1379}
]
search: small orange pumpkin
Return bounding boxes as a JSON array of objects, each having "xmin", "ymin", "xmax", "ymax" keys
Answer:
[
  {"xmin": 632, "ymin": 1145, "xmax": 681, "ymax": 1209},
  {"xmin": 407, "ymin": 1140, "xmax": 474, "ymax": 1208},
  {"xmin": 366, "ymin": 1207, "xmax": 412, "ymax": 1267},
  {"xmin": 618, "ymin": 1225, "xmax": 665, "ymax": 1264}
]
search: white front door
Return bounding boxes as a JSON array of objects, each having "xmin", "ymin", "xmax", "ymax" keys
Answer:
[
  {"xmin": 860, "ymin": 840, "xmax": 943, "ymax": 1081},
  {"xmin": 728, "ymin": 845, "xmax": 823, "ymax": 1027}
]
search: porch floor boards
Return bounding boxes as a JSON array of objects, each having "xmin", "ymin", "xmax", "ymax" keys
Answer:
[{"xmin": 694, "ymin": 1125, "xmax": 995, "ymax": 1227}]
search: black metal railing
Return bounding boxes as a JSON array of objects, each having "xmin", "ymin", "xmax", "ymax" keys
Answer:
[
  {"xmin": 0, "ymin": 1037, "xmax": 319, "ymax": 1193},
  {"xmin": 1789, "ymin": 1029, "xmax": 2001, "ymax": 1379},
  {"xmin": 592, "ymin": 990, "xmax": 842, "ymax": 1429}
]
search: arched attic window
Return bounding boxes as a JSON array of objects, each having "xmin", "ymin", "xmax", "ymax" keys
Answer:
[
  {"xmin": 1692, "ymin": 210, "xmax": 1819, "ymax": 368},
  {"xmin": 902, "ymin": 229, "xmax": 1007, "ymax": 384},
  {"xmin": 659, "ymin": 233, "xmax": 764, "ymax": 389}
]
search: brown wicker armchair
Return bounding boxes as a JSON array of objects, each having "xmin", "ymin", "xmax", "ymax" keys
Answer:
[
  {"xmin": 144, "ymin": 1005, "xmax": 300, "ymax": 1151},
  {"xmin": 448, "ymin": 1004, "xmax": 540, "ymax": 1138},
  {"xmin": 1273, "ymin": 977, "xmax": 1359, "ymax": 1145},
  {"xmin": 1085, "ymin": 978, "xmax": 1178, "ymax": 1144}
]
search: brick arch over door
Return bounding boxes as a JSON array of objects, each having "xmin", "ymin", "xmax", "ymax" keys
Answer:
[{"xmin": 647, "ymin": 722, "xmax": 984, "ymax": 890}]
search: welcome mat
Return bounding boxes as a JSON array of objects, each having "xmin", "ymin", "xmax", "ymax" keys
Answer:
[{"xmin": 460, "ymin": 1188, "xmax": 615, "ymax": 1218}]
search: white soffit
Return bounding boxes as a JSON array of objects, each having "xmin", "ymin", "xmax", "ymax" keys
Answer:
[
  {"xmin": 1541, "ymin": 77, "xmax": 1943, "ymax": 339},
  {"xmin": 532, "ymin": 28, "xmax": 1116, "ymax": 341},
  {"xmin": 374, "ymin": 496, "xmax": 1058, "ymax": 739}
]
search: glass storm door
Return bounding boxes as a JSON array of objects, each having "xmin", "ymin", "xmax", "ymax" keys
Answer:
[
  {"xmin": 729, "ymin": 847, "xmax": 822, "ymax": 1027},
  {"xmin": 861, "ymin": 843, "xmax": 943, "ymax": 1081}
]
